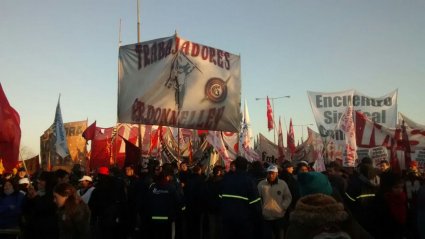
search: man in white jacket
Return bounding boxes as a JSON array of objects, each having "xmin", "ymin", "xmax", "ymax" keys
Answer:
[{"xmin": 258, "ymin": 164, "xmax": 292, "ymax": 239}]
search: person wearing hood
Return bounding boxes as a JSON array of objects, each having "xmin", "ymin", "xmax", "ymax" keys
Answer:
[{"xmin": 286, "ymin": 172, "xmax": 373, "ymax": 239}]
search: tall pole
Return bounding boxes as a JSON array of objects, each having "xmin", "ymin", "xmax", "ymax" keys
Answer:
[
  {"xmin": 256, "ymin": 96, "xmax": 290, "ymax": 144},
  {"xmin": 114, "ymin": 19, "xmax": 122, "ymax": 165},
  {"xmin": 136, "ymin": 0, "xmax": 144, "ymax": 160},
  {"xmin": 137, "ymin": 0, "xmax": 141, "ymax": 43}
]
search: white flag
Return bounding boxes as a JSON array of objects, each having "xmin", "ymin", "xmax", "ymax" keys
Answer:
[
  {"xmin": 337, "ymin": 106, "xmax": 357, "ymax": 167},
  {"xmin": 206, "ymin": 131, "xmax": 232, "ymax": 169}
]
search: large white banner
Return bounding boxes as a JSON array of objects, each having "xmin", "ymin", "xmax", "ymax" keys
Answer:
[
  {"xmin": 118, "ymin": 34, "xmax": 241, "ymax": 132},
  {"xmin": 308, "ymin": 89, "xmax": 398, "ymax": 143}
]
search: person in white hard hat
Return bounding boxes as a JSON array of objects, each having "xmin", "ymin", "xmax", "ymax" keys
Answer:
[
  {"xmin": 77, "ymin": 175, "xmax": 95, "ymax": 204},
  {"xmin": 257, "ymin": 164, "xmax": 292, "ymax": 239}
]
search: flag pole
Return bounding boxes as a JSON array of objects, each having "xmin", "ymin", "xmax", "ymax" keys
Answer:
[
  {"xmin": 137, "ymin": 0, "xmax": 141, "ymax": 43},
  {"xmin": 135, "ymin": 1, "xmax": 145, "ymax": 161},
  {"xmin": 176, "ymin": 76, "xmax": 181, "ymax": 163},
  {"xmin": 114, "ymin": 19, "xmax": 123, "ymax": 166}
]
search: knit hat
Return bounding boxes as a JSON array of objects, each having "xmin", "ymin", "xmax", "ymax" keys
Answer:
[{"xmin": 297, "ymin": 172, "xmax": 333, "ymax": 196}]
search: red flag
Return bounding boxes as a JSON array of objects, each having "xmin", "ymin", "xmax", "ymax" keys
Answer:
[
  {"xmin": 287, "ymin": 118, "xmax": 296, "ymax": 157},
  {"xmin": 267, "ymin": 96, "xmax": 274, "ymax": 131},
  {"xmin": 277, "ymin": 116, "xmax": 285, "ymax": 162},
  {"xmin": 122, "ymin": 137, "xmax": 140, "ymax": 168},
  {"xmin": 90, "ymin": 127, "xmax": 114, "ymax": 170},
  {"xmin": 82, "ymin": 121, "xmax": 97, "ymax": 141},
  {"xmin": 0, "ymin": 83, "xmax": 21, "ymax": 171}
]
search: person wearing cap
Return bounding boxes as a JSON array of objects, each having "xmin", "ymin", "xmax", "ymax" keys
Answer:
[
  {"xmin": 89, "ymin": 166, "xmax": 126, "ymax": 239},
  {"xmin": 258, "ymin": 164, "xmax": 292, "ymax": 239},
  {"xmin": 404, "ymin": 161, "xmax": 422, "ymax": 208},
  {"xmin": 12, "ymin": 167, "xmax": 28, "ymax": 186},
  {"xmin": 18, "ymin": 177, "xmax": 31, "ymax": 195},
  {"xmin": 77, "ymin": 175, "xmax": 95, "ymax": 204}
]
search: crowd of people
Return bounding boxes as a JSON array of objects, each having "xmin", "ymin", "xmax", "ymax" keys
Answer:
[{"xmin": 0, "ymin": 156, "xmax": 424, "ymax": 239}]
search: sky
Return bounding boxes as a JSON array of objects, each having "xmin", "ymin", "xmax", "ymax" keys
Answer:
[{"xmin": 1, "ymin": 0, "xmax": 425, "ymax": 157}]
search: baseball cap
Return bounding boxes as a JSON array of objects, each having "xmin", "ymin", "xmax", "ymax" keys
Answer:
[
  {"xmin": 79, "ymin": 175, "xmax": 93, "ymax": 182},
  {"xmin": 97, "ymin": 166, "xmax": 109, "ymax": 175},
  {"xmin": 267, "ymin": 165, "xmax": 278, "ymax": 173},
  {"xmin": 19, "ymin": 178, "xmax": 30, "ymax": 185}
]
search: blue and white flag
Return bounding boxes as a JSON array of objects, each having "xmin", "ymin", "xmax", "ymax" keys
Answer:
[{"xmin": 53, "ymin": 97, "xmax": 70, "ymax": 158}]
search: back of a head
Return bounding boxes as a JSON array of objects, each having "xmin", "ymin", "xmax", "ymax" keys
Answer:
[
  {"xmin": 359, "ymin": 163, "xmax": 377, "ymax": 180},
  {"xmin": 212, "ymin": 165, "xmax": 223, "ymax": 176},
  {"xmin": 297, "ymin": 172, "xmax": 333, "ymax": 196},
  {"xmin": 361, "ymin": 157, "xmax": 373, "ymax": 166},
  {"xmin": 233, "ymin": 156, "xmax": 248, "ymax": 171},
  {"xmin": 55, "ymin": 169, "xmax": 69, "ymax": 179},
  {"xmin": 54, "ymin": 182, "xmax": 78, "ymax": 209},
  {"xmin": 192, "ymin": 165, "xmax": 202, "ymax": 175}
]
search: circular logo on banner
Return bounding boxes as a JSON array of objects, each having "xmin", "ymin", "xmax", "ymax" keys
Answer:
[{"xmin": 205, "ymin": 78, "xmax": 227, "ymax": 103}]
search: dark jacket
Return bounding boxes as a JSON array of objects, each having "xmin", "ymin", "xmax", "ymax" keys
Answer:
[
  {"xmin": 21, "ymin": 192, "xmax": 59, "ymax": 239},
  {"xmin": 0, "ymin": 191, "xmax": 24, "ymax": 228},
  {"xmin": 220, "ymin": 170, "xmax": 261, "ymax": 224},
  {"xmin": 57, "ymin": 200, "xmax": 91, "ymax": 239},
  {"xmin": 202, "ymin": 175, "xmax": 223, "ymax": 214},
  {"xmin": 88, "ymin": 175, "xmax": 126, "ymax": 239},
  {"xmin": 146, "ymin": 180, "xmax": 184, "ymax": 221}
]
